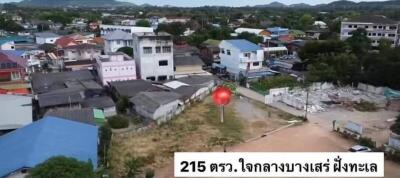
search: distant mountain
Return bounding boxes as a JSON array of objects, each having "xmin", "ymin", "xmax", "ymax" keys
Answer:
[
  {"xmin": 18, "ymin": 0, "xmax": 136, "ymax": 8},
  {"xmin": 255, "ymin": 1, "xmax": 287, "ymax": 8},
  {"xmin": 289, "ymin": 3, "xmax": 312, "ymax": 8}
]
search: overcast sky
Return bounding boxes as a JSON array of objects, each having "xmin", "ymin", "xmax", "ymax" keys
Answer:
[{"xmin": 0, "ymin": 0, "xmax": 388, "ymax": 7}]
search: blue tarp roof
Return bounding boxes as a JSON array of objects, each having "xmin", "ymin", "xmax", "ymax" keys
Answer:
[
  {"xmin": 1, "ymin": 50, "xmax": 25, "ymax": 57},
  {"xmin": 225, "ymin": 39, "xmax": 262, "ymax": 52},
  {"xmin": 0, "ymin": 116, "xmax": 98, "ymax": 177}
]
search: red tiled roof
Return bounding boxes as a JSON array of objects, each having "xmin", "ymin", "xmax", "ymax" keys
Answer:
[{"xmin": 55, "ymin": 37, "xmax": 77, "ymax": 48}]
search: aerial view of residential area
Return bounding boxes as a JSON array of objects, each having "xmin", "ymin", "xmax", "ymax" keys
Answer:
[{"xmin": 0, "ymin": 0, "xmax": 400, "ymax": 177}]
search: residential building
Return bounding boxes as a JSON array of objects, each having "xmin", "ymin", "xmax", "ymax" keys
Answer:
[
  {"xmin": 199, "ymin": 39, "xmax": 221, "ymax": 65},
  {"xmin": 100, "ymin": 24, "xmax": 153, "ymax": 36},
  {"xmin": 313, "ymin": 21, "xmax": 328, "ymax": 29},
  {"xmin": 173, "ymin": 45, "xmax": 209, "ymax": 78},
  {"xmin": 0, "ymin": 50, "xmax": 27, "ymax": 82},
  {"xmin": 130, "ymin": 91, "xmax": 183, "ymax": 124},
  {"xmin": 267, "ymin": 27, "xmax": 289, "ymax": 39},
  {"xmin": 64, "ymin": 60, "xmax": 96, "ymax": 71},
  {"xmin": 0, "ymin": 116, "xmax": 98, "ymax": 177},
  {"xmin": 45, "ymin": 108, "xmax": 105, "ymax": 125},
  {"xmin": 234, "ymin": 28, "xmax": 272, "ymax": 42},
  {"xmin": 103, "ymin": 30, "xmax": 133, "ymax": 53},
  {"xmin": 133, "ymin": 32, "xmax": 174, "ymax": 81},
  {"xmin": 219, "ymin": 39, "xmax": 266, "ymax": 79},
  {"xmin": 163, "ymin": 75, "xmax": 215, "ymax": 103},
  {"xmin": 96, "ymin": 52, "xmax": 137, "ymax": 85},
  {"xmin": 34, "ymin": 32, "xmax": 60, "ymax": 44},
  {"xmin": 63, "ymin": 44, "xmax": 102, "ymax": 61},
  {"xmin": 0, "ymin": 40, "xmax": 15, "ymax": 50},
  {"xmin": 109, "ymin": 79, "xmax": 163, "ymax": 99},
  {"xmin": 340, "ymin": 15, "xmax": 399, "ymax": 47},
  {"xmin": 0, "ymin": 95, "xmax": 32, "ymax": 134},
  {"xmin": 55, "ymin": 37, "xmax": 77, "ymax": 48},
  {"xmin": 81, "ymin": 96, "xmax": 117, "ymax": 117}
]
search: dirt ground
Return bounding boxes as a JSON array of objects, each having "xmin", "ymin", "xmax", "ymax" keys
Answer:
[
  {"xmin": 155, "ymin": 123, "xmax": 400, "ymax": 178},
  {"xmin": 108, "ymin": 96, "xmax": 293, "ymax": 177}
]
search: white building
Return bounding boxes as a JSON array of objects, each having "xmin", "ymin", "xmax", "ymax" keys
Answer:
[
  {"xmin": 219, "ymin": 39, "xmax": 264, "ymax": 79},
  {"xmin": 0, "ymin": 94, "xmax": 32, "ymax": 132},
  {"xmin": 63, "ymin": 44, "xmax": 102, "ymax": 61},
  {"xmin": 100, "ymin": 24, "xmax": 153, "ymax": 36},
  {"xmin": 103, "ymin": 30, "xmax": 133, "ymax": 53},
  {"xmin": 313, "ymin": 21, "xmax": 327, "ymax": 29},
  {"xmin": 234, "ymin": 28, "xmax": 272, "ymax": 42},
  {"xmin": 34, "ymin": 32, "xmax": 60, "ymax": 44},
  {"xmin": 96, "ymin": 52, "xmax": 137, "ymax": 85},
  {"xmin": 340, "ymin": 15, "xmax": 399, "ymax": 47},
  {"xmin": 0, "ymin": 41, "xmax": 15, "ymax": 50},
  {"xmin": 133, "ymin": 32, "xmax": 174, "ymax": 81}
]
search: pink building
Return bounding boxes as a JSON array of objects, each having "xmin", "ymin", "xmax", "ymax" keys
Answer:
[{"xmin": 96, "ymin": 52, "xmax": 136, "ymax": 85}]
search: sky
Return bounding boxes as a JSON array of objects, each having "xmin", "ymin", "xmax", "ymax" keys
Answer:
[{"xmin": 0, "ymin": 0, "xmax": 389, "ymax": 7}]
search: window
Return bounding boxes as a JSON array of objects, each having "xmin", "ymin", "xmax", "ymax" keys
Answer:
[
  {"xmin": 143, "ymin": 47, "xmax": 152, "ymax": 54},
  {"xmin": 389, "ymin": 34, "xmax": 395, "ymax": 37},
  {"xmin": 162, "ymin": 46, "xmax": 172, "ymax": 53},
  {"xmin": 146, "ymin": 76, "xmax": 156, "ymax": 81},
  {"xmin": 378, "ymin": 26, "xmax": 383, "ymax": 29},
  {"xmin": 0, "ymin": 63, "xmax": 5, "ymax": 69},
  {"xmin": 389, "ymin": 26, "xmax": 397, "ymax": 30},
  {"xmin": 244, "ymin": 53, "xmax": 251, "ymax": 57},
  {"xmin": 372, "ymin": 33, "xmax": 376, "ymax": 36},
  {"xmin": 354, "ymin": 25, "xmax": 358, "ymax": 28},
  {"xmin": 227, "ymin": 50, "xmax": 231, "ymax": 55},
  {"xmin": 368, "ymin": 33, "xmax": 371, "ymax": 36},
  {"xmin": 155, "ymin": 46, "xmax": 161, "ymax": 53},
  {"xmin": 253, "ymin": 62, "xmax": 260, "ymax": 66},
  {"xmin": 221, "ymin": 48, "xmax": 225, "ymax": 54},
  {"xmin": 158, "ymin": 75, "xmax": 167, "ymax": 81},
  {"xmin": 348, "ymin": 25, "xmax": 353, "ymax": 28},
  {"xmin": 159, "ymin": 60, "xmax": 168, "ymax": 66},
  {"xmin": 373, "ymin": 26, "xmax": 377, "ymax": 29},
  {"xmin": 365, "ymin": 26, "xmax": 369, "ymax": 29}
]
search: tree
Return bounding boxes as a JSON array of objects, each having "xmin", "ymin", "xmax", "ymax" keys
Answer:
[
  {"xmin": 378, "ymin": 38, "xmax": 392, "ymax": 52},
  {"xmin": 116, "ymin": 96, "xmax": 130, "ymax": 114},
  {"xmin": 345, "ymin": 28, "xmax": 371, "ymax": 57},
  {"xmin": 299, "ymin": 14, "xmax": 313, "ymax": 30},
  {"xmin": 0, "ymin": 16, "xmax": 24, "ymax": 32},
  {"xmin": 117, "ymin": 47, "xmax": 134, "ymax": 57},
  {"xmin": 125, "ymin": 157, "xmax": 144, "ymax": 178},
  {"xmin": 298, "ymin": 40, "xmax": 347, "ymax": 61},
  {"xmin": 99, "ymin": 124, "xmax": 112, "ymax": 166},
  {"xmin": 136, "ymin": 19, "xmax": 151, "ymax": 27},
  {"xmin": 156, "ymin": 22, "xmax": 186, "ymax": 37},
  {"xmin": 30, "ymin": 156, "xmax": 95, "ymax": 178},
  {"xmin": 236, "ymin": 32, "xmax": 263, "ymax": 44}
]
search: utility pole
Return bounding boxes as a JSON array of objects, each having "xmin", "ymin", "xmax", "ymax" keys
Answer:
[{"xmin": 220, "ymin": 105, "xmax": 224, "ymax": 123}]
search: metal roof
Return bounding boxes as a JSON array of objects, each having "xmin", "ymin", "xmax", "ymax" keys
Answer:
[
  {"xmin": 0, "ymin": 95, "xmax": 32, "ymax": 131},
  {"xmin": 0, "ymin": 116, "xmax": 98, "ymax": 177},
  {"xmin": 223, "ymin": 39, "xmax": 262, "ymax": 52},
  {"xmin": 130, "ymin": 91, "xmax": 181, "ymax": 113}
]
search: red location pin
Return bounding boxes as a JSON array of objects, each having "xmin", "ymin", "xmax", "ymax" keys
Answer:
[{"xmin": 213, "ymin": 86, "xmax": 232, "ymax": 106}]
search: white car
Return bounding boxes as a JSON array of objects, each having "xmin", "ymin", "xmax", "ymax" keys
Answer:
[{"xmin": 348, "ymin": 145, "xmax": 372, "ymax": 152}]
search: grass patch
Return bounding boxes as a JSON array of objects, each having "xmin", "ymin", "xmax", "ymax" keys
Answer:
[
  {"xmin": 250, "ymin": 75, "xmax": 299, "ymax": 94},
  {"xmin": 204, "ymin": 103, "xmax": 244, "ymax": 143},
  {"xmin": 354, "ymin": 100, "xmax": 378, "ymax": 112}
]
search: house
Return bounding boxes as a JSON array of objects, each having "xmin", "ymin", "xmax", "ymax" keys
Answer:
[
  {"xmin": 64, "ymin": 60, "xmax": 96, "ymax": 71},
  {"xmin": 199, "ymin": 39, "xmax": 220, "ymax": 65},
  {"xmin": 0, "ymin": 50, "xmax": 28, "ymax": 83},
  {"xmin": 219, "ymin": 39, "xmax": 266, "ymax": 79},
  {"xmin": 234, "ymin": 28, "xmax": 272, "ymax": 42},
  {"xmin": 133, "ymin": 32, "xmax": 174, "ymax": 81},
  {"xmin": 340, "ymin": 15, "xmax": 399, "ymax": 47},
  {"xmin": 0, "ymin": 95, "xmax": 32, "ymax": 134},
  {"xmin": 130, "ymin": 91, "xmax": 183, "ymax": 124},
  {"xmin": 34, "ymin": 32, "xmax": 60, "ymax": 44},
  {"xmin": 96, "ymin": 52, "xmax": 137, "ymax": 85},
  {"xmin": 63, "ymin": 44, "xmax": 102, "ymax": 61},
  {"xmin": 45, "ymin": 108, "xmax": 105, "ymax": 125},
  {"xmin": 109, "ymin": 79, "xmax": 163, "ymax": 99},
  {"xmin": 55, "ymin": 37, "xmax": 77, "ymax": 48},
  {"xmin": 0, "ymin": 116, "xmax": 98, "ymax": 177},
  {"xmin": 163, "ymin": 75, "xmax": 215, "ymax": 103},
  {"xmin": 81, "ymin": 96, "xmax": 117, "ymax": 117},
  {"xmin": 267, "ymin": 27, "xmax": 289, "ymax": 39},
  {"xmin": 103, "ymin": 30, "xmax": 134, "ymax": 53},
  {"xmin": 305, "ymin": 29, "xmax": 327, "ymax": 40},
  {"xmin": 173, "ymin": 45, "xmax": 209, "ymax": 78},
  {"xmin": 0, "ymin": 40, "xmax": 15, "ymax": 50},
  {"xmin": 100, "ymin": 24, "xmax": 154, "ymax": 36}
]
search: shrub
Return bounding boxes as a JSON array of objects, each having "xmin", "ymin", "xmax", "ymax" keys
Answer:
[
  {"xmin": 353, "ymin": 100, "xmax": 378, "ymax": 112},
  {"xmin": 125, "ymin": 157, "xmax": 145, "ymax": 178},
  {"xmin": 30, "ymin": 156, "xmax": 95, "ymax": 178},
  {"xmin": 390, "ymin": 115, "xmax": 400, "ymax": 135},
  {"xmin": 386, "ymin": 150, "xmax": 400, "ymax": 164},
  {"xmin": 145, "ymin": 169, "xmax": 155, "ymax": 178},
  {"xmin": 358, "ymin": 137, "xmax": 376, "ymax": 149},
  {"xmin": 108, "ymin": 116, "xmax": 129, "ymax": 129},
  {"xmin": 99, "ymin": 124, "xmax": 112, "ymax": 166}
]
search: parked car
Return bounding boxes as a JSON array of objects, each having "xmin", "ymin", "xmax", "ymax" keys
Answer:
[{"xmin": 348, "ymin": 145, "xmax": 372, "ymax": 152}]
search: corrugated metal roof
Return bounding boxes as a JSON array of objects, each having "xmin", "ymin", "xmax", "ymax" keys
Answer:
[
  {"xmin": 0, "ymin": 95, "xmax": 32, "ymax": 130},
  {"xmin": 0, "ymin": 116, "xmax": 98, "ymax": 177},
  {"xmin": 224, "ymin": 39, "xmax": 262, "ymax": 52}
]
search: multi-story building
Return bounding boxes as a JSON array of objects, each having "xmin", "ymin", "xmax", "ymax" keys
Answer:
[
  {"xmin": 340, "ymin": 15, "xmax": 399, "ymax": 47},
  {"xmin": 96, "ymin": 52, "xmax": 137, "ymax": 85},
  {"xmin": 132, "ymin": 32, "xmax": 174, "ymax": 81},
  {"xmin": 103, "ymin": 30, "xmax": 134, "ymax": 53},
  {"xmin": 100, "ymin": 24, "xmax": 153, "ymax": 36},
  {"xmin": 219, "ymin": 39, "xmax": 265, "ymax": 79}
]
